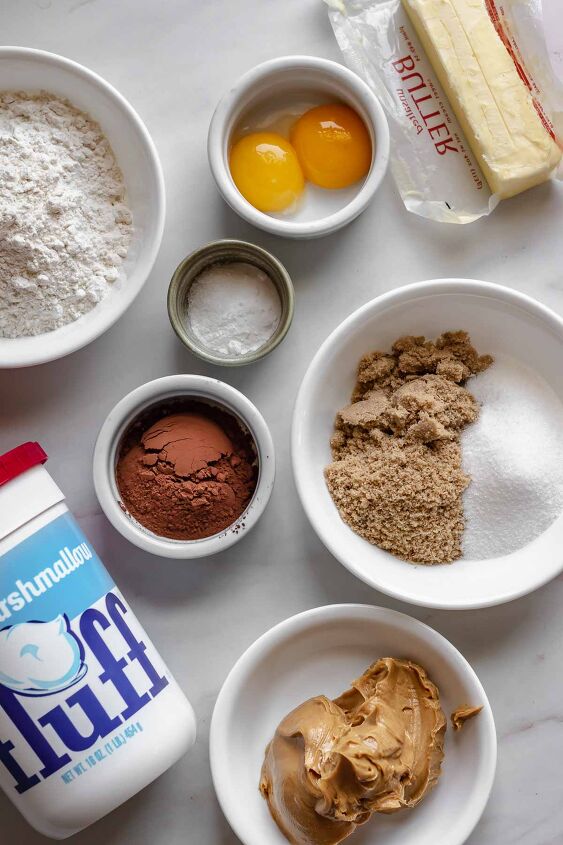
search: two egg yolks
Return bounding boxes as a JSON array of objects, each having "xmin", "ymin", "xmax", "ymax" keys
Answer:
[{"xmin": 229, "ymin": 104, "xmax": 372, "ymax": 213}]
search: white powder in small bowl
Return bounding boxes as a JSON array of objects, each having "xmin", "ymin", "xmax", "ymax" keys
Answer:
[
  {"xmin": 462, "ymin": 354, "xmax": 563, "ymax": 559},
  {"xmin": 186, "ymin": 261, "xmax": 282, "ymax": 357}
]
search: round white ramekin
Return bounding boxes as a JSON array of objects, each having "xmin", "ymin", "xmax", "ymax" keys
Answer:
[
  {"xmin": 207, "ymin": 55, "xmax": 390, "ymax": 239},
  {"xmin": 93, "ymin": 375, "xmax": 275, "ymax": 558},
  {"xmin": 0, "ymin": 47, "xmax": 165, "ymax": 368},
  {"xmin": 292, "ymin": 279, "xmax": 563, "ymax": 609},
  {"xmin": 210, "ymin": 604, "xmax": 497, "ymax": 845}
]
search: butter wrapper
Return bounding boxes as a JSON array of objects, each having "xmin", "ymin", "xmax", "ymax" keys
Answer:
[{"xmin": 326, "ymin": 0, "xmax": 563, "ymax": 224}]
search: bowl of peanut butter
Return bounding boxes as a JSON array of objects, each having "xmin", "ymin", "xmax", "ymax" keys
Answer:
[{"xmin": 210, "ymin": 604, "xmax": 496, "ymax": 845}]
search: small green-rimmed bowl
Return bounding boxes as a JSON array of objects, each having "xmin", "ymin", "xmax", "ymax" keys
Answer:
[{"xmin": 167, "ymin": 239, "xmax": 294, "ymax": 366}]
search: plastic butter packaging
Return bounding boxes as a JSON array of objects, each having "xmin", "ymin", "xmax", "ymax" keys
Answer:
[
  {"xmin": 0, "ymin": 443, "xmax": 197, "ymax": 839},
  {"xmin": 326, "ymin": 0, "xmax": 563, "ymax": 223}
]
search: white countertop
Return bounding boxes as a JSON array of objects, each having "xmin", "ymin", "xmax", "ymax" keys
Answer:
[{"xmin": 1, "ymin": 1, "xmax": 563, "ymax": 843}]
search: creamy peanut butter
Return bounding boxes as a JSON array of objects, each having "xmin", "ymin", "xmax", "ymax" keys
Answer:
[
  {"xmin": 451, "ymin": 704, "xmax": 483, "ymax": 731},
  {"xmin": 260, "ymin": 658, "xmax": 446, "ymax": 845}
]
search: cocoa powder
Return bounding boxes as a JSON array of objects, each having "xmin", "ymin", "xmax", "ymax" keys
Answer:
[{"xmin": 116, "ymin": 399, "xmax": 257, "ymax": 540}]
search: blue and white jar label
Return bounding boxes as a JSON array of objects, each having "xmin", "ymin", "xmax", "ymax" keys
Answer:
[
  {"xmin": 0, "ymin": 513, "xmax": 114, "ymax": 628},
  {"xmin": 0, "ymin": 513, "xmax": 170, "ymax": 798}
]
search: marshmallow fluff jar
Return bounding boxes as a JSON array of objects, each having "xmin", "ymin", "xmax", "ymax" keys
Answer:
[
  {"xmin": 93, "ymin": 376, "xmax": 275, "ymax": 558},
  {"xmin": 0, "ymin": 443, "xmax": 196, "ymax": 839}
]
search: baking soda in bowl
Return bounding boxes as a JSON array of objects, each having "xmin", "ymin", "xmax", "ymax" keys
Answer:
[
  {"xmin": 0, "ymin": 443, "xmax": 196, "ymax": 839},
  {"xmin": 187, "ymin": 261, "xmax": 281, "ymax": 357},
  {"xmin": 462, "ymin": 355, "xmax": 563, "ymax": 558}
]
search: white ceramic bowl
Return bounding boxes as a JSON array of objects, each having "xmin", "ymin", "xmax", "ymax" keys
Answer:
[
  {"xmin": 208, "ymin": 55, "xmax": 390, "ymax": 239},
  {"xmin": 210, "ymin": 604, "xmax": 497, "ymax": 845},
  {"xmin": 93, "ymin": 375, "xmax": 275, "ymax": 558},
  {"xmin": 0, "ymin": 47, "xmax": 165, "ymax": 368},
  {"xmin": 292, "ymin": 279, "xmax": 563, "ymax": 609}
]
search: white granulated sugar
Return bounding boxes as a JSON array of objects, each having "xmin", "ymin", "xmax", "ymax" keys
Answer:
[
  {"xmin": 0, "ymin": 91, "xmax": 133, "ymax": 338},
  {"xmin": 462, "ymin": 354, "xmax": 563, "ymax": 559},
  {"xmin": 187, "ymin": 261, "xmax": 282, "ymax": 356}
]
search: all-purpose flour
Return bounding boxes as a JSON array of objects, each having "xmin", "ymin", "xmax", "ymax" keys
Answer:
[{"xmin": 0, "ymin": 91, "xmax": 133, "ymax": 338}]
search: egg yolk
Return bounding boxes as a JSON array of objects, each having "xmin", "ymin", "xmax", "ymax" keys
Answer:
[
  {"xmin": 229, "ymin": 132, "xmax": 304, "ymax": 213},
  {"xmin": 290, "ymin": 104, "xmax": 372, "ymax": 190}
]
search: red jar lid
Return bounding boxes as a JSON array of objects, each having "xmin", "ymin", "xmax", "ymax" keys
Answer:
[{"xmin": 0, "ymin": 442, "xmax": 48, "ymax": 487}]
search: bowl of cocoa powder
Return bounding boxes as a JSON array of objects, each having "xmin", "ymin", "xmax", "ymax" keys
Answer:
[{"xmin": 93, "ymin": 375, "xmax": 275, "ymax": 558}]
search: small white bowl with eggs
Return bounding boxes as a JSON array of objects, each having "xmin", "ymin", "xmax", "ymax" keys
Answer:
[{"xmin": 207, "ymin": 55, "xmax": 390, "ymax": 239}]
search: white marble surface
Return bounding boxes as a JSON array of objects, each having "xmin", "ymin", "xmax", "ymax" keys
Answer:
[{"xmin": 1, "ymin": 1, "xmax": 563, "ymax": 843}]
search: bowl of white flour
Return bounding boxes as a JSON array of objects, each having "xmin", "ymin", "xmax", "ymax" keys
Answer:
[{"xmin": 0, "ymin": 47, "xmax": 165, "ymax": 367}]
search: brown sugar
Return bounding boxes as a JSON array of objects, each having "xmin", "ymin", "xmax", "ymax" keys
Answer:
[{"xmin": 325, "ymin": 331, "xmax": 493, "ymax": 564}]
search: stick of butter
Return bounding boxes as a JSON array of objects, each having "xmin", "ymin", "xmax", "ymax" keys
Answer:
[{"xmin": 402, "ymin": 0, "xmax": 562, "ymax": 198}]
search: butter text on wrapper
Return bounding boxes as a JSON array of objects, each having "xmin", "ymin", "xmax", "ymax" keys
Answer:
[{"xmin": 392, "ymin": 51, "xmax": 458, "ymax": 157}]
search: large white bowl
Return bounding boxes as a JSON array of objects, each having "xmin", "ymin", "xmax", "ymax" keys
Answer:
[
  {"xmin": 292, "ymin": 279, "xmax": 563, "ymax": 609},
  {"xmin": 210, "ymin": 604, "xmax": 497, "ymax": 845},
  {"xmin": 0, "ymin": 47, "xmax": 165, "ymax": 368}
]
